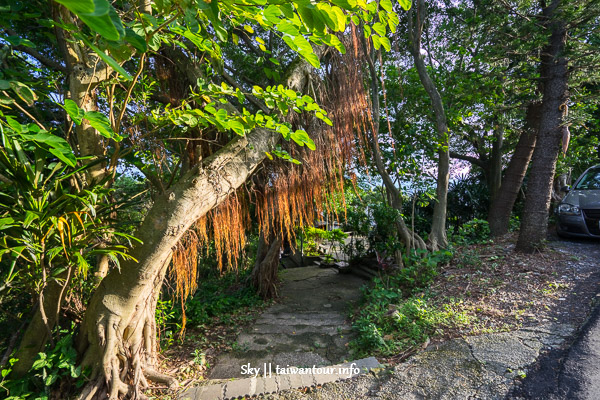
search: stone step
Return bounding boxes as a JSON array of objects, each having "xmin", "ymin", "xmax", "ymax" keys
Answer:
[
  {"xmin": 255, "ymin": 312, "xmax": 347, "ymax": 326},
  {"xmin": 181, "ymin": 357, "xmax": 382, "ymax": 400},
  {"xmin": 247, "ymin": 323, "xmax": 352, "ymax": 336}
]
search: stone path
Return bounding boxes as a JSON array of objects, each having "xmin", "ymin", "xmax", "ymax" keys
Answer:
[
  {"xmin": 180, "ymin": 265, "xmax": 369, "ymax": 399},
  {"xmin": 181, "ymin": 357, "xmax": 381, "ymax": 400},
  {"xmin": 209, "ymin": 266, "xmax": 366, "ymax": 379}
]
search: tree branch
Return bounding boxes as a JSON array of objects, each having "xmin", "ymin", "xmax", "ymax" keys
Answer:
[
  {"xmin": 449, "ymin": 151, "xmax": 486, "ymax": 168},
  {"xmin": 4, "ymin": 29, "xmax": 67, "ymax": 73}
]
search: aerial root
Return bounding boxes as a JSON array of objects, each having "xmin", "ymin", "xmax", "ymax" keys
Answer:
[{"xmin": 143, "ymin": 366, "xmax": 179, "ymax": 390}]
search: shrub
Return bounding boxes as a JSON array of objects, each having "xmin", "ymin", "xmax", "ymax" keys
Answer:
[
  {"xmin": 350, "ymin": 248, "xmax": 468, "ymax": 357},
  {"xmin": 452, "ymin": 219, "xmax": 491, "ymax": 245}
]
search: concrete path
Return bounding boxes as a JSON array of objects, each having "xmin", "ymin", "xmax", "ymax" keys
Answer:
[
  {"xmin": 559, "ymin": 304, "xmax": 600, "ymax": 400},
  {"xmin": 208, "ymin": 266, "xmax": 366, "ymax": 379},
  {"xmin": 263, "ymin": 323, "xmax": 576, "ymax": 400},
  {"xmin": 180, "ymin": 266, "xmax": 370, "ymax": 399},
  {"xmin": 181, "ymin": 357, "xmax": 381, "ymax": 400},
  {"xmin": 513, "ymin": 299, "xmax": 600, "ymax": 400}
]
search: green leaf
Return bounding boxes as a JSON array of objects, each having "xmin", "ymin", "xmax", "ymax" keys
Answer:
[
  {"xmin": 263, "ymin": 4, "xmax": 281, "ymax": 24},
  {"xmin": 300, "ymin": 51, "xmax": 320, "ymax": 68},
  {"xmin": 293, "ymin": 35, "xmax": 313, "ymax": 53},
  {"xmin": 61, "ymin": 99, "xmax": 85, "ymax": 125},
  {"xmin": 9, "ymin": 81, "xmax": 36, "ymax": 106},
  {"xmin": 323, "ymin": 34, "xmax": 346, "ymax": 54},
  {"xmin": 372, "ymin": 34, "xmax": 381, "ymax": 50},
  {"xmin": 31, "ymin": 353, "xmax": 47, "ymax": 370},
  {"xmin": 331, "ymin": 0, "xmax": 357, "ymax": 9},
  {"xmin": 71, "ymin": 365, "xmax": 82, "ymax": 378},
  {"xmin": 276, "ymin": 21, "xmax": 300, "ymax": 37},
  {"xmin": 380, "ymin": 0, "xmax": 393, "ymax": 12},
  {"xmin": 330, "ymin": 6, "xmax": 347, "ymax": 32},
  {"xmin": 290, "ymin": 129, "xmax": 316, "ymax": 150},
  {"xmin": 125, "ymin": 28, "xmax": 147, "ymax": 52},
  {"xmin": 45, "ymin": 373, "xmax": 58, "ymax": 386},
  {"xmin": 5, "ymin": 35, "xmax": 35, "ymax": 48},
  {"xmin": 55, "ymin": 0, "xmax": 125, "ymax": 41},
  {"xmin": 5, "ymin": 116, "xmax": 24, "ymax": 133},
  {"xmin": 387, "ymin": 12, "xmax": 400, "ymax": 33},
  {"xmin": 84, "ymin": 111, "xmax": 122, "ymax": 141},
  {"xmin": 228, "ymin": 120, "xmax": 245, "ymax": 135},
  {"xmin": 80, "ymin": 37, "xmax": 132, "ymax": 81},
  {"xmin": 372, "ymin": 22, "xmax": 386, "ymax": 36},
  {"xmin": 379, "ymin": 36, "xmax": 391, "ymax": 52},
  {"xmin": 398, "ymin": 0, "xmax": 412, "ymax": 11},
  {"xmin": 19, "ymin": 131, "xmax": 77, "ymax": 167}
]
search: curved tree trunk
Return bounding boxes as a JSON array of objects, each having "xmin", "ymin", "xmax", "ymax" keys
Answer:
[
  {"xmin": 75, "ymin": 128, "xmax": 277, "ymax": 398},
  {"xmin": 251, "ymin": 232, "xmax": 283, "ymax": 299},
  {"xmin": 517, "ymin": 0, "xmax": 568, "ymax": 252},
  {"xmin": 488, "ymin": 102, "xmax": 541, "ymax": 236},
  {"xmin": 73, "ymin": 44, "xmax": 319, "ymax": 396},
  {"xmin": 408, "ymin": 0, "xmax": 450, "ymax": 250}
]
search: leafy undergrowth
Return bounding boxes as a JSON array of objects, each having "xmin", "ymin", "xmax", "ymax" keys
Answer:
[
  {"xmin": 350, "ymin": 249, "xmax": 473, "ymax": 359},
  {"xmin": 150, "ymin": 268, "xmax": 269, "ymax": 397},
  {"xmin": 350, "ymin": 222, "xmax": 585, "ymax": 363}
]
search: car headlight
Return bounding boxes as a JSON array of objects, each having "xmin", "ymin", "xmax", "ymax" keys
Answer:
[{"xmin": 558, "ymin": 203, "xmax": 581, "ymax": 215}]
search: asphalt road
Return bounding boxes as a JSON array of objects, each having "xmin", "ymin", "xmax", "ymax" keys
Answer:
[{"xmin": 513, "ymin": 298, "xmax": 600, "ymax": 399}]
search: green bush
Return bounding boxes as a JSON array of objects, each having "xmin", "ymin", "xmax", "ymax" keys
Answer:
[
  {"xmin": 350, "ymin": 249, "xmax": 469, "ymax": 357},
  {"xmin": 351, "ymin": 290, "xmax": 471, "ymax": 357},
  {"xmin": 158, "ymin": 267, "xmax": 265, "ymax": 346},
  {"xmin": 397, "ymin": 249, "xmax": 453, "ymax": 291},
  {"xmin": 451, "ymin": 219, "xmax": 491, "ymax": 245},
  {"xmin": 1, "ymin": 332, "xmax": 84, "ymax": 400}
]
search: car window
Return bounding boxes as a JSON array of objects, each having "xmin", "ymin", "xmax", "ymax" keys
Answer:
[{"xmin": 575, "ymin": 169, "xmax": 600, "ymax": 190}]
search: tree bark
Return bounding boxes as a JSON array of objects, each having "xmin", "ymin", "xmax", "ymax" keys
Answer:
[
  {"xmin": 488, "ymin": 102, "xmax": 540, "ymax": 236},
  {"xmin": 76, "ymin": 127, "xmax": 277, "ymax": 398},
  {"xmin": 408, "ymin": 0, "xmax": 450, "ymax": 250},
  {"xmin": 516, "ymin": 0, "xmax": 568, "ymax": 252},
  {"xmin": 488, "ymin": 124, "xmax": 504, "ymax": 202},
  {"xmin": 251, "ymin": 232, "xmax": 283, "ymax": 299}
]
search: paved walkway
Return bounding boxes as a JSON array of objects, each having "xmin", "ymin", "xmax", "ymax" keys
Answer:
[
  {"xmin": 208, "ymin": 266, "xmax": 366, "ymax": 379},
  {"xmin": 180, "ymin": 266, "xmax": 370, "ymax": 399}
]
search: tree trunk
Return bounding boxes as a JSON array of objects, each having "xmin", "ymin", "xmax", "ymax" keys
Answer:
[
  {"xmin": 251, "ymin": 232, "xmax": 283, "ymax": 299},
  {"xmin": 361, "ymin": 35, "xmax": 426, "ymax": 252},
  {"xmin": 11, "ymin": 272, "xmax": 72, "ymax": 377},
  {"xmin": 516, "ymin": 1, "xmax": 568, "ymax": 252},
  {"xmin": 488, "ymin": 124, "xmax": 504, "ymax": 202},
  {"xmin": 75, "ymin": 127, "xmax": 277, "ymax": 398},
  {"xmin": 488, "ymin": 102, "xmax": 541, "ymax": 236},
  {"xmin": 13, "ymin": 5, "xmax": 114, "ymax": 375},
  {"xmin": 408, "ymin": 0, "xmax": 450, "ymax": 250}
]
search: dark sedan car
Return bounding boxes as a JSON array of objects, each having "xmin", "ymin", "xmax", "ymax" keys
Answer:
[{"xmin": 556, "ymin": 165, "xmax": 600, "ymax": 238}]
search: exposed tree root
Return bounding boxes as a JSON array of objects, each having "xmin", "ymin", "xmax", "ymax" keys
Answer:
[{"xmin": 76, "ymin": 257, "xmax": 179, "ymax": 400}]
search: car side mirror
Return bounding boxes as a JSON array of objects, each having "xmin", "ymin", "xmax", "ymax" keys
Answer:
[{"xmin": 561, "ymin": 185, "xmax": 571, "ymax": 193}]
